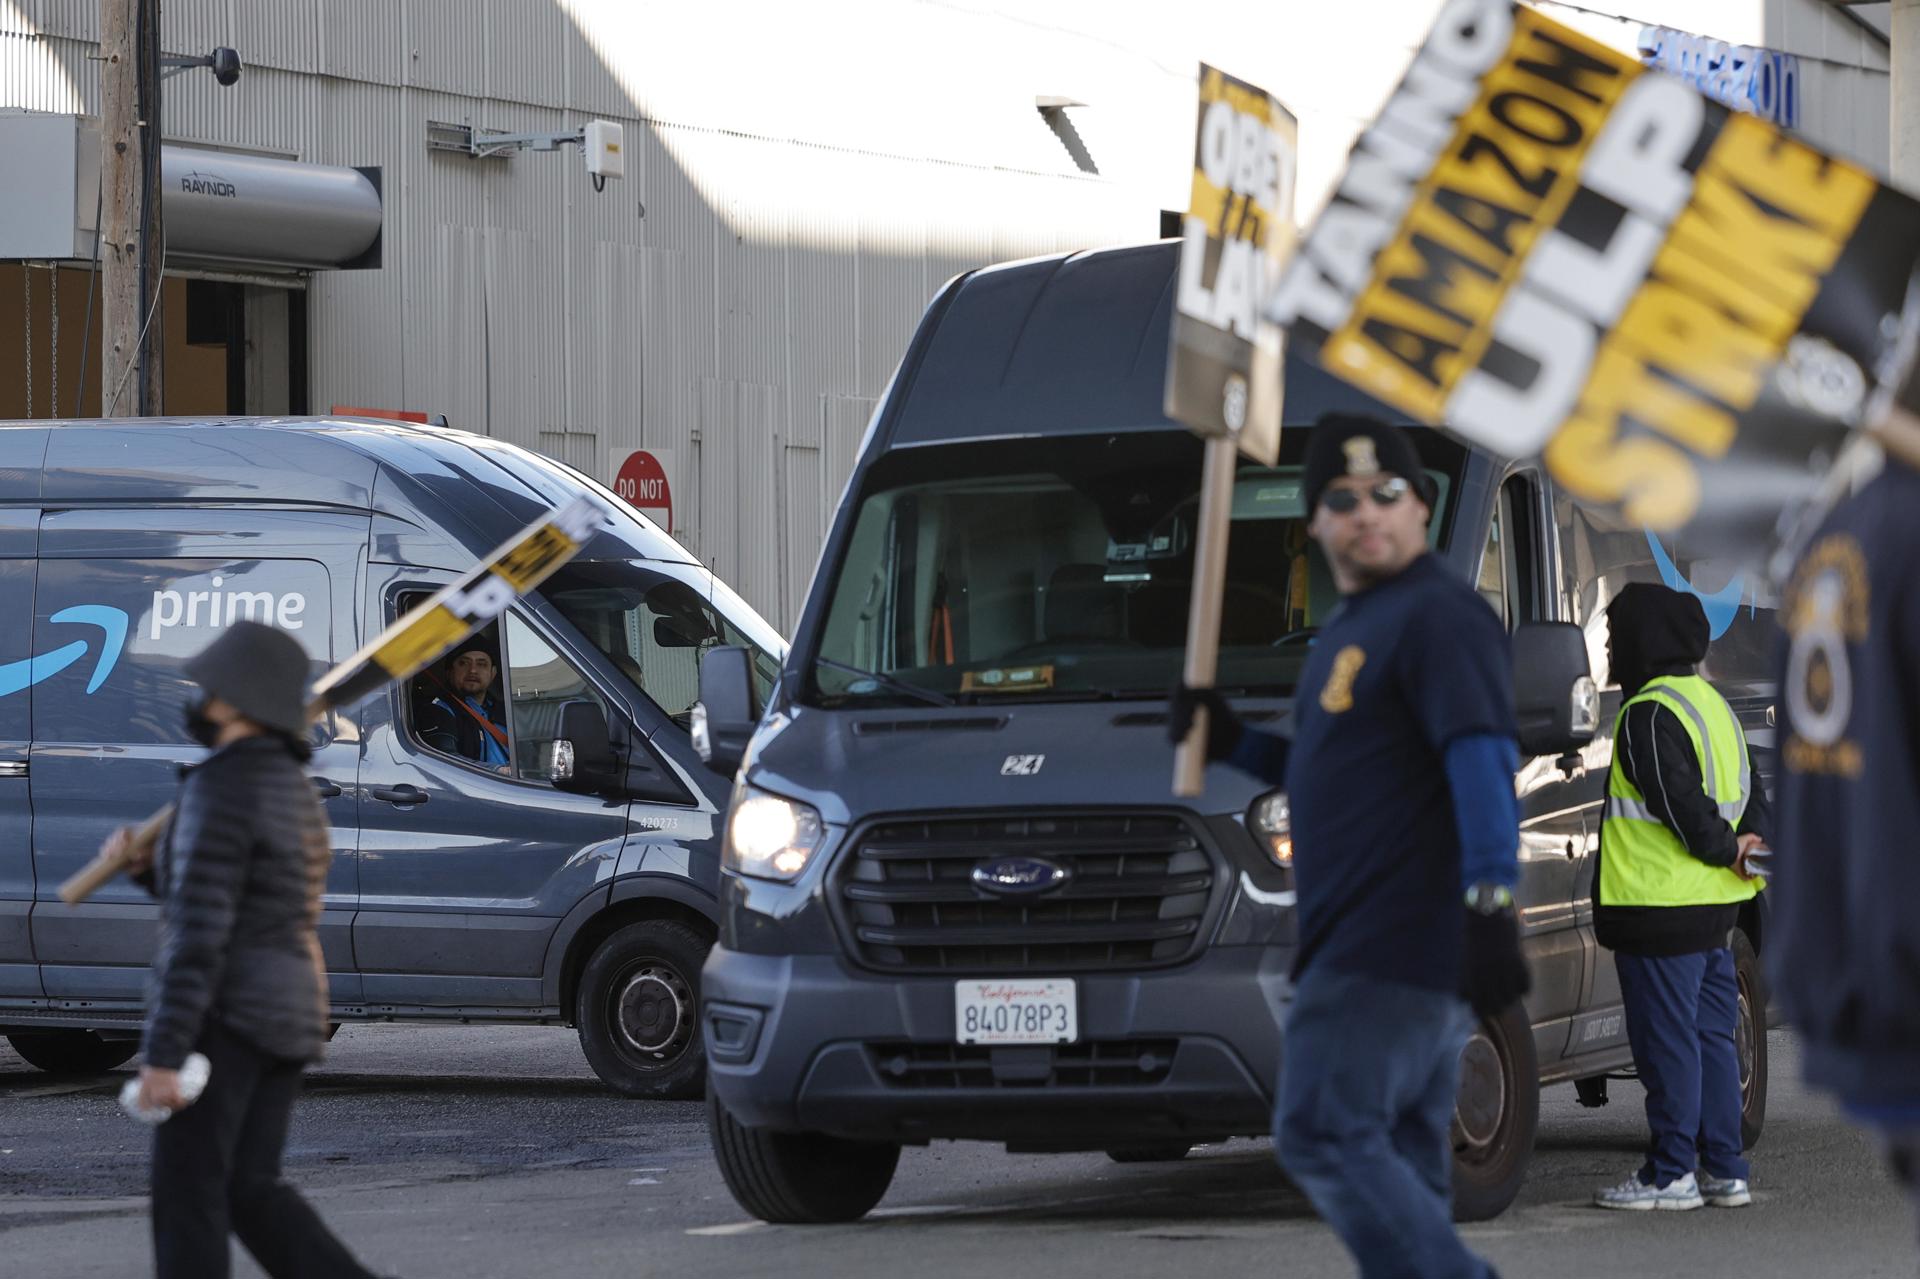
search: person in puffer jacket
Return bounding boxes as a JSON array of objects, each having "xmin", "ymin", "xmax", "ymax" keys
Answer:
[{"xmin": 113, "ymin": 620, "xmax": 383, "ymax": 1279}]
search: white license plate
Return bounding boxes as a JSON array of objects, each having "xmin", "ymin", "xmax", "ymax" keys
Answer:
[{"xmin": 954, "ymin": 978, "xmax": 1078, "ymax": 1045}]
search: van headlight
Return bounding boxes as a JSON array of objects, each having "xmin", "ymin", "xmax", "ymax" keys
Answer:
[
  {"xmin": 725, "ymin": 786, "xmax": 825, "ymax": 882},
  {"xmin": 1249, "ymin": 791, "xmax": 1292, "ymax": 868}
]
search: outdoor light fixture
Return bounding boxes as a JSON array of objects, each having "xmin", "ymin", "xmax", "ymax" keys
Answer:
[{"xmin": 162, "ymin": 46, "xmax": 241, "ymax": 85}]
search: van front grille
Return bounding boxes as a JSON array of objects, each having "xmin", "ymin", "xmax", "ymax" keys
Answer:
[{"xmin": 833, "ymin": 812, "xmax": 1217, "ymax": 973}]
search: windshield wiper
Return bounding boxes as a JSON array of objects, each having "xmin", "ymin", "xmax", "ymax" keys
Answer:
[{"xmin": 814, "ymin": 657, "xmax": 956, "ymax": 708}]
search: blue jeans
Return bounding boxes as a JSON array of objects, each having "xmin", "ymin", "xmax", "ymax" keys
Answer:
[
  {"xmin": 1615, "ymin": 947, "xmax": 1749, "ymax": 1187},
  {"xmin": 1276, "ymin": 967, "xmax": 1490, "ymax": 1279}
]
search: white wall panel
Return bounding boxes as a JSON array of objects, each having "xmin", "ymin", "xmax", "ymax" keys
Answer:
[
  {"xmin": 821, "ymin": 394, "xmax": 875, "ymax": 517},
  {"xmin": 405, "ymin": 0, "xmax": 484, "ymax": 93},
  {"xmin": 0, "ymin": 28, "xmax": 85, "ymax": 113},
  {"xmin": 732, "ymin": 379, "xmax": 782, "ymax": 623},
  {"xmin": 233, "ymin": 0, "xmax": 316, "ymax": 74},
  {"xmin": 854, "ymin": 204, "xmax": 925, "ymax": 398},
  {"xmin": 693, "ymin": 378, "xmax": 735, "ymax": 583},
  {"xmin": 483, "ymin": 0, "xmax": 565, "ymax": 109},
  {"xmin": 782, "ymin": 442, "xmax": 824, "ymax": 633},
  {"xmin": 162, "ymin": 0, "xmax": 232, "ymax": 71},
  {"xmin": 17, "ymin": 0, "xmax": 98, "ymax": 43},
  {"xmin": 321, "ymin": 0, "xmax": 404, "ymax": 83}
]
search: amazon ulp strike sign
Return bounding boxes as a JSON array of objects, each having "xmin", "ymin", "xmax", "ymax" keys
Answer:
[
  {"xmin": 1267, "ymin": 0, "xmax": 1920, "ymax": 555},
  {"xmin": 1166, "ymin": 64, "xmax": 1297, "ymax": 466}
]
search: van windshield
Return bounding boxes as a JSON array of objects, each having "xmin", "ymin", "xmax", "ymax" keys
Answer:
[
  {"xmin": 809, "ymin": 429, "xmax": 1464, "ymax": 706},
  {"xmin": 542, "ymin": 560, "xmax": 786, "ymax": 727}
]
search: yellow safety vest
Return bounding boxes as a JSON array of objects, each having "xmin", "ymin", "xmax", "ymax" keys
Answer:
[{"xmin": 1601, "ymin": 674, "xmax": 1760, "ymax": 908}]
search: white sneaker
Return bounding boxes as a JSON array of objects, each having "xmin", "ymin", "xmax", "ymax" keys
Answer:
[
  {"xmin": 1698, "ymin": 1172, "xmax": 1752, "ymax": 1207},
  {"xmin": 1594, "ymin": 1171, "xmax": 1705, "ymax": 1211}
]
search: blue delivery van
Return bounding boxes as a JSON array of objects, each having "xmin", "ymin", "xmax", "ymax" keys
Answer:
[
  {"xmin": 692, "ymin": 241, "xmax": 1780, "ymax": 1222},
  {"xmin": 0, "ymin": 417, "xmax": 783, "ymax": 1098}
]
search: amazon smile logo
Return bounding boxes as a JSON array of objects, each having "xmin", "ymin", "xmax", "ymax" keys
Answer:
[
  {"xmin": 1644, "ymin": 532, "xmax": 1747, "ymax": 640},
  {"xmin": 0, "ymin": 606, "xmax": 129, "ymax": 697}
]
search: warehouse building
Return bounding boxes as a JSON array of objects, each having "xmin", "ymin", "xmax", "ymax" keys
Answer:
[{"xmin": 0, "ymin": 0, "xmax": 1902, "ymax": 631}]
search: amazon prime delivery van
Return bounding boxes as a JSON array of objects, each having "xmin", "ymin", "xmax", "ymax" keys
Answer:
[
  {"xmin": 693, "ymin": 241, "xmax": 1778, "ymax": 1223},
  {"xmin": 0, "ymin": 416, "xmax": 784, "ymax": 1098}
]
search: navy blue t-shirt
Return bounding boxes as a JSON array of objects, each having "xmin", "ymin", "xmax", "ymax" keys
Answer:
[
  {"xmin": 1284, "ymin": 553, "xmax": 1514, "ymax": 991},
  {"xmin": 1771, "ymin": 463, "xmax": 1920, "ymax": 1103}
]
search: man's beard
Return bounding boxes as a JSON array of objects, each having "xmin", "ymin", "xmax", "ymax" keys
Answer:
[{"xmin": 1332, "ymin": 545, "xmax": 1414, "ymax": 591}]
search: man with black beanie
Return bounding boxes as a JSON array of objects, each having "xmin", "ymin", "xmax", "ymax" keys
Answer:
[
  {"xmin": 1590, "ymin": 582, "xmax": 1769, "ymax": 1211},
  {"xmin": 108, "ymin": 621, "xmax": 384, "ymax": 1279},
  {"xmin": 1169, "ymin": 413, "xmax": 1526, "ymax": 1279}
]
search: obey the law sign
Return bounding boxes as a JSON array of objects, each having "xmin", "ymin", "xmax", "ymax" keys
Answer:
[
  {"xmin": 1165, "ymin": 65, "xmax": 1297, "ymax": 466},
  {"xmin": 1269, "ymin": 0, "xmax": 1920, "ymax": 555}
]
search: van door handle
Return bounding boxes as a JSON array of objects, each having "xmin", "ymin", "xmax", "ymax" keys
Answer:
[
  {"xmin": 368, "ymin": 785, "xmax": 429, "ymax": 806},
  {"xmin": 313, "ymin": 778, "xmax": 344, "ymax": 799}
]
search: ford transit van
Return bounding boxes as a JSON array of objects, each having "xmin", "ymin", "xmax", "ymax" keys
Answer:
[
  {"xmin": 694, "ymin": 242, "xmax": 1777, "ymax": 1222},
  {"xmin": 0, "ymin": 416, "xmax": 783, "ymax": 1098}
]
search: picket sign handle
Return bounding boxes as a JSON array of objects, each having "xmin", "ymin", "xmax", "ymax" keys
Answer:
[{"xmin": 1173, "ymin": 437, "xmax": 1240, "ymax": 797}]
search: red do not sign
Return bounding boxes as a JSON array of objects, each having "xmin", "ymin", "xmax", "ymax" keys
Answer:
[{"xmin": 612, "ymin": 450, "xmax": 673, "ymax": 534}]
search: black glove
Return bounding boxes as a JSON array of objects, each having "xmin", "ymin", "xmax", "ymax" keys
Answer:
[
  {"xmin": 1461, "ymin": 907, "xmax": 1531, "ymax": 1019},
  {"xmin": 1166, "ymin": 684, "xmax": 1244, "ymax": 762}
]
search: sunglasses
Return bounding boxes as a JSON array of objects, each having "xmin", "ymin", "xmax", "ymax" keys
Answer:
[{"xmin": 1320, "ymin": 477, "xmax": 1412, "ymax": 514}]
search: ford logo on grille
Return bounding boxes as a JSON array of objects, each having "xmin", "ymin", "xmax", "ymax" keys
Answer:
[{"xmin": 971, "ymin": 856, "xmax": 1070, "ymax": 896}]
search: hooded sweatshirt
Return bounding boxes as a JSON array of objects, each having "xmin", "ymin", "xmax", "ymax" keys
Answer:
[{"xmin": 1595, "ymin": 583, "xmax": 1771, "ymax": 956}]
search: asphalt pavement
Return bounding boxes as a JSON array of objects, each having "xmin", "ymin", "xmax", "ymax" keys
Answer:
[{"xmin": 2, "ymin": 1025, "xmax": 1914, "ymax": 1279}]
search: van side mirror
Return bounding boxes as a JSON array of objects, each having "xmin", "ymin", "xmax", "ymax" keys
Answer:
[
  {"xmin": 550, "ymin": 700, "xmax": 620, "ymax": 795},
  {"xmin": 693, "ymin": 645, "xmax": 758, "ymax": 776},
  {"xmin": 1513, "ymin": 622, "xmax": 1598, "ymax": 759}
]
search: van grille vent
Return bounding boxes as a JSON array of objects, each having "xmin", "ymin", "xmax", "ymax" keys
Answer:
[{"xmin": 833, "ymin": 812, "xmax": 1217, "ymax": 973}]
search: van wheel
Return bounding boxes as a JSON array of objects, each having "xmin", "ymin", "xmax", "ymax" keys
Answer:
[
  {"xmin": 708, "ymin": 1086, "xmax": 900, "ymax": 1223},
  {"xmin": 1451, "ymin": 1001, "xmax": 1539, "ymax": 1222},
  {"xmin": 1106, "ymin": 1145, "xmax": 1193, "ymax": 1163},
  {"xmin": 576, "ymin": 919, "xmax": 710, "ymax": 1100},
  {"xmin": 6, "ymin": 1031, "xmax": 138, "ymax": 1075},
  {"xmin": 1732, "ymin": 927, "xmax": 1768, "ymax": 1151}
]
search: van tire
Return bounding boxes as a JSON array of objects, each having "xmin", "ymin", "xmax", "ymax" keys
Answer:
[
  {"xmin": 1732, "ymin": 927, "xmax": 1768, "ymax": 1151},
  {"xmin": 575, "ymin": 919, "xmax": 710, "ymax": 1099},
  {"xmin": 707, "ymin": 1087, "xmax": 900, "ymax": 1223},
  {"xmin": 6, "ymin": 1030, "xmax": 139, "ymax": 1075},
  {"xmin": 1450, "ymin": 1001, "xmax": 1539, "ymax": 1223},
  {"xmin": 1106, "ymin": 1145, "xmax": 1193, "ymax": 1163}
]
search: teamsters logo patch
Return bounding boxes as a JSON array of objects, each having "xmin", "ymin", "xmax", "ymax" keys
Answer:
[
  {"xmin": 1781, "ymin": 532, "xmax": 1868, "ymax": 777},
  {"xmin": 1319, "ymin": 645, "xmax": 1367, "ymax": 713},
  {"xmin": 1341, "ymin": 435, "xmax": 1380, "ymax": 478}
]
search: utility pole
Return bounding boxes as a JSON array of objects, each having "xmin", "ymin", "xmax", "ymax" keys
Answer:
[{"xmin": 99, "ymin": 0, "xmax": 162, "ymax": 416}]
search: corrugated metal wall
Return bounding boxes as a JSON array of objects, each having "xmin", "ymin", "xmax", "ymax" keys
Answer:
[
  {"xmin": 0, "ymin": 1, "xmax": 1162, "ymax": 632},
  {"xmin": 1767, "ymin": 0, "xmax": 1892, "ymax": 170}
]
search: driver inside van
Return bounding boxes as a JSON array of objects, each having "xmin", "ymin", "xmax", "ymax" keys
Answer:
[{"xmin": 418, "ymin": 636, "xmax": 511, "ymax": 772}]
